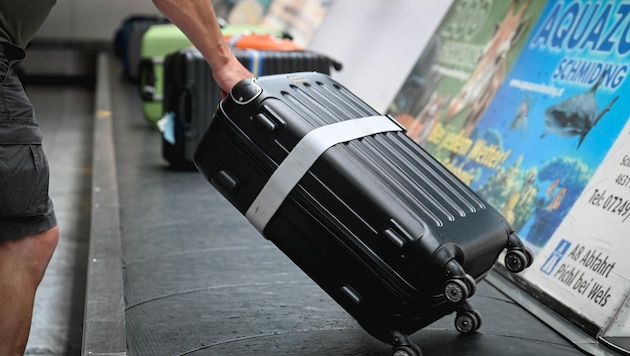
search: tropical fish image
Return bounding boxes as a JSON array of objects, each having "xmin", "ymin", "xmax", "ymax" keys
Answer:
[
  {"xmin": 546, "ymin": 178, "xmax": 559, "ymax": 197},
  {"xmin": 541, "ymin": 72, "xmax": 619, "ymax": 149},
  {"xmin": 544, "ymin": 187, "xmax": 566, "ymax": 211},
  {"xmin": 511, "ymin": 95, "xmax": 530, "ymax": 133},
  {"xmin": 445, "ymin": 0, "xmax": 532, "ymax": 138}
]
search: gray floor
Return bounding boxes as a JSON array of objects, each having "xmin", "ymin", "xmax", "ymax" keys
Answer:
[
  {"xmin": 23, "ymin": 53, "xmax": 602, "ymax": 356},
  {"xmin": 25, "ymin": 80, "xmax": 94, "ymax": 355}
]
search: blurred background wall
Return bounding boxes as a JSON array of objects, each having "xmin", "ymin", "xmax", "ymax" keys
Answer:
[
  {"xmin": 28, "ymin": 0, "xmax": 452, "ymax": 113},
  {"xmin": 35, "ymin": 0, "xmax": 162, "ymax": 43}
]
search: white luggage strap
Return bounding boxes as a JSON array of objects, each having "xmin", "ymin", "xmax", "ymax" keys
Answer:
[{"xmin": 245, "ymin": 115, "xmax": 403, "ymax": 233}]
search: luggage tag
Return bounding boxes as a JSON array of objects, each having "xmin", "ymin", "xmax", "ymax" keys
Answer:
[
  {"xmin": 157, "ymin": 111, "xmax": 176, "ymax": 144},
  {"xmin": 246, "ymin": 115, "xmax": 404, "ymax": 233}
]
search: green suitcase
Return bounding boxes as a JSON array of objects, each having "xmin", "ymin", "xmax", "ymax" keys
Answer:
[{"xmin": 139, "ymin": 24, "xmax": 193, "ymax": 126}]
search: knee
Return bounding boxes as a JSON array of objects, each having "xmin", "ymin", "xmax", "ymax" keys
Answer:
[
  {"xmin": 32, "ymin": 226, "xmax": 59, "ymax": 278},
  {"xmin": 41, "ymin": 225, "xmax": 59, "ymax": 252},
  {"xmin": 0, "ymin": 226, "xmax": 59, "ymax": 282},
  {"xmin": 23, "ymin": 226, "xmax": 59, "ymax": 283}
]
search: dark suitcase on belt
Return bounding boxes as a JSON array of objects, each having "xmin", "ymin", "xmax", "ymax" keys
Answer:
[
  {"xmin": 113, "ymin": 15, "xmax": 169, "ymax": 81},
  {"xmin": 192, "ymin": 72, "xmax": 533, "ymax": 355},
  {"xmin": 161, "ymin": 47, "xmax": 342, "ymax": 169}
]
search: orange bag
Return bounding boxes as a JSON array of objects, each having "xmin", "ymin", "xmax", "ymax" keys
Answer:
[{"xmin": 226, "ymin": 33, "xmax": 303, "ymax": 51}]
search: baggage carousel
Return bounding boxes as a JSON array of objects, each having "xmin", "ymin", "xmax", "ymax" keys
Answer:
[{"xmin": 26, "ymin": 53, "xmax": 612, "ymax": 356}]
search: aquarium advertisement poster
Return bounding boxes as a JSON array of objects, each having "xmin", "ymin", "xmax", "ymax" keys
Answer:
[
  {"xmin": 388, "ymin": 0, "xmax": 630, "ymax": 334},
  {"xmin": 211, "ymin": 0, "xmax": 274, "ymax": 25},
  {"xmin": 259, "ymin": 0, "xmax": 335, "ymax": 47}
]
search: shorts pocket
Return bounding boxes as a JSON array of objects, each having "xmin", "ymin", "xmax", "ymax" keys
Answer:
[{"xmin": 0, "ymin": 144, "xmax": 50, "ymax": 217}]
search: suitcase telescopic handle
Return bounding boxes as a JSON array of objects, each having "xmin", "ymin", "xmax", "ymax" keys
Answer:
[{"xmin": 230, "ymin": 78, "xmax": 262, "ymax": 105}]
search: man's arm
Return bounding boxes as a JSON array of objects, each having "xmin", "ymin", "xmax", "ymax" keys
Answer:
[{"xmin": 152, "ymin": 0, "xmax": 252, "ymax": 93}]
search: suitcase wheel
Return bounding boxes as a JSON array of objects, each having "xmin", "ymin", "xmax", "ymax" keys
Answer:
[
  {"xmin": 392, "ymin": 345, "xmax": 422, "ymax": 356},
  {"xmin": 524, "ymin": 247, "xmax": 535, "ymax": 268},
  {"xmin": 444, "ymin": 278, "xmax": 469, "ymax": 303},
  {"xmin": 454, "ymin": 309, "xmax": 482, "ymax": 334},
  {"xmin": 442, "ymin": 259, "xmax": 474, "ymax": 302},
  {"xmin": 390, "ymin": 331, "xmax": 422, "ymax": 356},
  {"xmin": 463, "ymin": 274, "xmax": 477, "ymax": 298},
  {"xmin": 504, "ymin": 249, "xmax": 533, "ymax": 273},
  {"xmin": 504, "ymin": 233, "xmax": 535, "ymax": 273}
]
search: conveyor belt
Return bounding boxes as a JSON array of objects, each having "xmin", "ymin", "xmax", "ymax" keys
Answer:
[
  {"xmin": 105, "ymin": 55, "xmax": 593, "ymax": 356},
  {"xmin": 26, "ymin": 52, "xmax": 609, "ymax": 355}
]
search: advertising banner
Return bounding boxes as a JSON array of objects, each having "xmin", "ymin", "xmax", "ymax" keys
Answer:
[
  {"xmin": 532, "ymin": 118, "xmax": 630, "ymax": 329},
  {"xmin": 260, "ymin": 0, "xmax": 335, "ymax": 47},
  {"xmin": 212, "ymin": 0, "xmax": 274, "ymax": 25},
  {"xmin": 387, "ymin": 0, "xmax": 630, "ymax": 342}
]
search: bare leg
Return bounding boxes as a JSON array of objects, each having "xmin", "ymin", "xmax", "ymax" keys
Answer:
[{"xmin": 0, "ymin": 225, "xmax": 59, "ymax": 356}]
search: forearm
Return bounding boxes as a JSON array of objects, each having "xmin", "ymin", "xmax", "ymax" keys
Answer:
[{"xmin": 152, "ymin": 0, "xmax": 230, "ymax": 70}]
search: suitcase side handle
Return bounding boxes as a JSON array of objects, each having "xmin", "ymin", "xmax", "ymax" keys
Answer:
[
  {"xmin": 178, "ymin": 84, "xmax": 194, "ymax": 127},
  {"xmin": 139, "ymin": 57, "xmax": 163, "ymax": 101}
]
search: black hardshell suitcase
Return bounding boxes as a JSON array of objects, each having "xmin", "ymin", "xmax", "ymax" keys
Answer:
[
  {"xmin": 193, "ymin": 72, "xmax": 533, "ymax": 355},
  {"xmin": 161, "ymin": 47, "xmax": 342, "ymax": 169}
]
